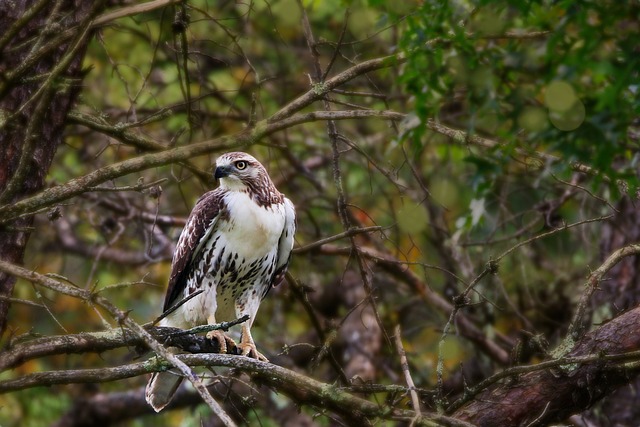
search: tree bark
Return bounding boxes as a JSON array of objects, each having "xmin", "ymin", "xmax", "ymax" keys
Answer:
[
  {"xmin": 452, "ymin": 305, "xmax": 640, "ymax": 426},
  {"xmin": 0, "ymin": 0, "xmax": 102, "ymax": 336},
  {"xmin": 53, "ymin": 382, "xmax": 319, "ymax": 427},
  {"xmin": 585, "ymin": 198, "xmax": 640, "ymax": 425}
]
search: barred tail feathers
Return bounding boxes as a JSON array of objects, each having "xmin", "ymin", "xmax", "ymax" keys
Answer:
[
  {"xmin": 145, "ymin": 367, "xmax": 183, "ymax": 412},
  {"xmin": 145, "ymin": 316, "xmax": 184, "ymax": 412}
]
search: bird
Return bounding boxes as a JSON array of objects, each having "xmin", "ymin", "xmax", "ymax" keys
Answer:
[{"xmin": 145, "ymin": 152, "xmax": 296, "ymax": 412}]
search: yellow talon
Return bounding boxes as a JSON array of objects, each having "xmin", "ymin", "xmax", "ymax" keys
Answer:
[{"xmin": 206, "ymin": 329, "xmax": 236, "ymax": 354}]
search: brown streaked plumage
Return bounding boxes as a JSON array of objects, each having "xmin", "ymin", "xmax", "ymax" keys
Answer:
[{"xmin": 145, "ymin": 152, "xmax": 296, "ymax": 412}]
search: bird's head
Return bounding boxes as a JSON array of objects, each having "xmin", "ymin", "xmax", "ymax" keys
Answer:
[{"xmin": 214, "ymin": 152, "xmax": 268, "ymax": 191}]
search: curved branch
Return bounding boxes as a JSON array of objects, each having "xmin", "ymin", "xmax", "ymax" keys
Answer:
[
  {"xmin": 0, "ymin": 325, "xmax": 226, "ymax": 372},
  {"xmin": 426, "ymin": 120, "xmax": 608, "ymax": 181},
  {"xmin": 451, "ymin": 304, "xmax": 640, "ymax": 426},
  {"xmin": 316, "ymin": 244, "xmax": 512, "ymax": 364},
  {"xmin": 0, "ymin": 109, "xmax": 404, "ymax": 223},
  {"xmin": 566, "ymin": 243, "xmax": 640, "ymax": 343},
  {"xmin": 0, "ymin": 259, "xmax": 235, "ymax": 426},
  {"xmin": 0, "ymin": 352, "xmax": 472, "ymax": 427}
]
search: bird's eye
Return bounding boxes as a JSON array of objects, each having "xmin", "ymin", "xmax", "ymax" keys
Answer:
[{"xmin": 235, "ymin": 161, "xmax": 247, "ymax": 170}]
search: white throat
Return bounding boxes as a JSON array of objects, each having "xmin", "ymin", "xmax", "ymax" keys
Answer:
[{"xmin": 218, "ymin": 176, "xmax": 247, "ymax": 192}]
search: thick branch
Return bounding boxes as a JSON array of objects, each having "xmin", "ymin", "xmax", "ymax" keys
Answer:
[
  {"xmin": 0, "ymin": 259, "xmax": 235, "ymax": 426},
  {"xmin": 0, "ymin": 325, "xmax": 228, "ymax": 372},
  {"xmin": 451, "ymin": 305, "xmax": 640, "ymax": 426},
  {"xmin": 0, "ymin": 351, "xmax": 470, "ymax": 427},
  {"xmin": 0, "ymin": 109, "xmax": 403, "ymax": 222}
]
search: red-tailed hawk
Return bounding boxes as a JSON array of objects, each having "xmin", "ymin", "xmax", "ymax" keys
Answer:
[{"xmin": 146, "ymin": 152, "xmax": 296, "ymax": 412}]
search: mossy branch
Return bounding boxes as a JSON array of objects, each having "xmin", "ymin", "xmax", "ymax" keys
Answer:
[{"xmin": 0, "ymin": 110, "xmax": 403, "ymax": 223}]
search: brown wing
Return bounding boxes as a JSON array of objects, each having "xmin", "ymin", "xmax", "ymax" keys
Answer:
[{"xmin": 162, "ymin": 189, "xmax": 225, "ymax": 312}]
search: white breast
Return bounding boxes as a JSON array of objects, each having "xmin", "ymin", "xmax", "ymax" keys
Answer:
[
  {"xmin": 166, "ymin": 191, "xmax": 286, "ymax": 328},
  {"xmin": 220, "ymin": 191, "xmax": 286, "ymax": 258}
]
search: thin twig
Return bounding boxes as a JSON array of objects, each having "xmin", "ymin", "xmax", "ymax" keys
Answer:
[
  {"xmin": 151, "ymin": 290, "xmax": 204, "ymax": 325},
  {"xmin": 394, "ymin": 325, "xmax": 422, "ymax": 422},
  {"xmin": 495, "ymin": 214, "xmax": 614, "ymax": 263},
  {"xmin": 0, "ymin": 295, "xmax": 45, "ymax": 308},
  {"xmin": 565, "ymin": 243, "xmax": 640, "ymax": 344},
  {"xmin": 550, "ymin": 173, "xmax": 619, "ymax": 213},
  {"xmin": 321, "ymin": 8, "xmax": 350, "ymax": 81},
  {"xmin": 0, "ymin": 260, "xmax": 236, "ymax": 427},
  {"xmin": 87, "ymin": 178, "xmax": 168, "ymax": 193},
  {"xmin": 173, "ymin": 315, "xmax": 250, "ymax": 336},
  {"xmin": 294, "ymin": 226, "xmax": 385, "ymax": 253}
]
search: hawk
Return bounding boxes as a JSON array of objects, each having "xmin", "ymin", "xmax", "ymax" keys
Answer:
[{"xmin": 145, "ymin": 152, "xmax": 296, "ymax": 412}]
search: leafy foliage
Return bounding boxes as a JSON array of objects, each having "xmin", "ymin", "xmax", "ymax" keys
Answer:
[
  {"xmin": 0, "ymin": 0, "xmax": 638, "ymax": 426},
  {"xmin": 399, "ymin": 0, "xmax": 639, "ymax": 198}
]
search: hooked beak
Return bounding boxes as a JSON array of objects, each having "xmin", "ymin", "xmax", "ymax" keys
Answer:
[{"xmin": 214, "ymin": 165, "xmax": 231, "ymax": 179}]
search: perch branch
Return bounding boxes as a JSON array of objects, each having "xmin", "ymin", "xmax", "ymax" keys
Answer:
[
  {"xmin": 0, "ymin": 321, "xmax": 249, "ymax": 372},
  {"xmin": 0, "ymin": 260, "xmax": 236, "ymax": 427},
  {"xmin": 0, "ymin": 351, "xmax": 473, "ymax": 427}
]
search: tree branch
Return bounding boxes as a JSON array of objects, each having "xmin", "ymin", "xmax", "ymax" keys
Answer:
[
  {"xmin": 0, "ymin": 109, "xmax": 403, "ymax": 223},
  {"xmin": 566, "ymin": 243, "xmax": 640, "ymax": 344},
  {"xmin": 451, "ymin": 304, "xmax": 640, "ymax": 426},
  {"xmin": 0, "ymin": 259, "xmax": 235, "ymax": 426},
  {"xmin": 316, "ymin": 244, "xmax": 513, "ymax": 365},
  {"xmin": 0, "ymin": 325, "xmax": 231, "ymax": 372},
  {"xmin": 0, "ymin": 350, "xmax": 472, "ymax": 427}
]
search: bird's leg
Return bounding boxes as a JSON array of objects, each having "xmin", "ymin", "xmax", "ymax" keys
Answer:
[
  {"xmin": 205, "ymin": 314, "xmax": 236, "ymax": 354},
  {"xmin": 237, "ymin": 323, "xmax": 268, "ymax": 362}
]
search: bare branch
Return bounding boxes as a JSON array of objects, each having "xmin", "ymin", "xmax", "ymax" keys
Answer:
[
  {"xmin": 0, "ymin": 350, "xmax": 473, "ymax": 427},
  {"xmin": 566, "ymin": 243, "xmax": 640, "ymax": 344},
  {"xmin": 394, "ymin": 325, "xmax": 422, "ymax": 421},
  {"xmin": 0, "ymin": 259, "xmax": 235, "ymax": 426},
  {"xmin": 294, "ymin": 226, "xmax": 386, "ymax": 253},
  {"xmin": 0, "ymin": 109, "xmax": 403, "ymax": 222},
  {"xmin": 92, "ymin": 0, "xmax": 181, "ymax": 28},
  {"xmin": 451, "ymin": 305, "xmax": 640, "ymax": 425},
  {"xmin": 316, "ymin": 244, "xmax": 512, "ymax": 364}
]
